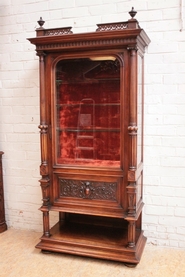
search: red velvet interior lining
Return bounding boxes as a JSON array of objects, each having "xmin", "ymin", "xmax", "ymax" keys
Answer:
[{"xmin": 56, "ymin": 58, "xmax": 120, "ymax": 167}]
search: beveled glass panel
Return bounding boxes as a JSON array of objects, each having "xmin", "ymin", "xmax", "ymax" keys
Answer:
[{"xmin": 55, "ymin": 58, "xmax": 120, "ymax": 167}]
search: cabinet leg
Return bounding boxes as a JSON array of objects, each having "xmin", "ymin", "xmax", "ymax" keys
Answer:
[
  {"xmin": 128, "ymin": 220, "xmax": 136, "ymax": 248},
  {"xmin": 43, "ymin": 211, "xmax": 50, "ymax": 237}
]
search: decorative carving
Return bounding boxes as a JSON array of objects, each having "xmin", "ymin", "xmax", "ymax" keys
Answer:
[
  {"xmin": 36, "ymin": 38, "xmax": 136, "ymax": 51},
  {"xmin": 40, "ymin": 177, "xmax": 50, "ymax": 206},
  {"xmin": 40, "ymin": 164, "xmax": 48, "ymax": 176},
  {"xmin": 38, "ymin": 124, "xmax": 48, "ymax": 134},
  {"xmin": 96, "ymin": 22, "xmax": 128, "ymax": 32},
  {"xmin": 127, "ymin": 45, "xmax": 138, "ymax": 51},
  {"xmin": 127, "ymin": 193, "xmax": 136, "ymax": 215},
  {"xmin": 128, "ymin": 170, "xmax": 136, "ymax": 182},
  {"xmin": 99, "ymin": 60, "xmax": 120, "ymax": 73},
  {"xmin": 128, "ymin": 125, "xmax": 138, "ymax": 135},
  {"xmin": 36, "ymin": 50, "xmax": 46, "ymax": 58},
  {"xmin": 44, "ymin": 27, "xmax": 73, "ymax": 36},
  {"xmin": 127, "ymin": 183, "xmax": 137, "ymax": 215},
  {"xmin": 60, "ymin": 179, "xmax": 117, "ymax": 201},
  {"xmin": 128, "ymin": 194, "xmax": 135, "ymax": 209}
]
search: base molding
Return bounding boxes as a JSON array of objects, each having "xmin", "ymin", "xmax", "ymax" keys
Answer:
[{"xmin": 36, "ymin": 221, "xmax": 146, "ymax": 265}]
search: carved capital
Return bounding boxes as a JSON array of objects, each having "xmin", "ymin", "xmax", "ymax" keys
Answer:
[
  {"xmin": 127, "ymin": 45, "xmax": 138, "ymax": 56},
  {"xmin": 38, "ymin": 124, "xmax": 48, "ymax": 134},
  {"xmin": 36, "ymin": 50, "xmax": 46, "ymax": 58},
  {"xmin": 128, "ymin": 125, "xmax": 138, "ymax": 135}
]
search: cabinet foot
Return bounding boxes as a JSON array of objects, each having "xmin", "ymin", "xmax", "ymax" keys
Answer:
[
  {"xmin": 41, "ymin": 249, "xmax": 52, "ymax": 254},
  {"xmin": 124, "ymin": 263, "xmax": 137, "ymax": 268}
]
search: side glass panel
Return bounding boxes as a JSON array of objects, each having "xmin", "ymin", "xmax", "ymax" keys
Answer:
[
  {"xmin": 137, "ymin": 54, "xmax": 143, "ymax": 166},
  {"xmin": 55, "ymin": 57, "xmax": 121, "ymax": 167}
]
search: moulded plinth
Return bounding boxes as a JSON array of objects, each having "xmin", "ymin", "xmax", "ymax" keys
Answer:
[{"xmin": 36, "ymin": 221, "xmax": 146, "ymax": 265}]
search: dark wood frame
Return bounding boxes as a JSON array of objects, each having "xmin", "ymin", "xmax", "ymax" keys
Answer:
[
  {"xmin": 0, "ymin": 151, "xmax": 7, "ymax": 233},
  {"xmin": 28, "ymin": 8, "xmax": 150, "ymax": 265}
]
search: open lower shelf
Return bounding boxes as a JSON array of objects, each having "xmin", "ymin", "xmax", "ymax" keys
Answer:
[{"xmin": 36, "ymin": 220, "xmax": 147, "ymax": 264}]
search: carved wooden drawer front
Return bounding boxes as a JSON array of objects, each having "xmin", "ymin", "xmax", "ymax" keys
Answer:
[
  {"xmin": 60, "ymin": 179, "xmax": 117, "ymax": 201},
  {"xmin": 53, "ymin": 174, "xmax": 124, "ymax": 217}
]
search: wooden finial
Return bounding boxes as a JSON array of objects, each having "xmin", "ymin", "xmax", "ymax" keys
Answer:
[
  {"xmin": 129, "ymin": 7, "xmax": 137, "ymax": 19},
  {"xmin": 37, "ymin": 17, "xmax": 45, "ymax": 28}
]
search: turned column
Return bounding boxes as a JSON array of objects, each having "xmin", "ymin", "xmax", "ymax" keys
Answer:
[
  {"xmin": 0, "ymin": 151, "xmax": 7, "ymax": 233},
  {"xmin": 126, "ymin": 45, "xmax": 138, "ymax": 247},
  {"xmin": 37, "ymin": 50, "xmax": 50, "ymax": 237}
]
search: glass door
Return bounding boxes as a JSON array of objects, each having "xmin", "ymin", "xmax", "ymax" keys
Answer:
[{"xmin": 55, "ymin": 57, "xmax": 121, "ymax": 167}]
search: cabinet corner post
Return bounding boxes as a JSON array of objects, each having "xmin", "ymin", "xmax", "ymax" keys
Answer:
[{"xmin": 37, "ymin": 51, "xmax": 51, "ymax": 237}]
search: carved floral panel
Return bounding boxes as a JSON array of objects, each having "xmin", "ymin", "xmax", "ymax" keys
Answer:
[{"xmin": 59, "ymin": 178, "xmax": 117, "ymax": 201}]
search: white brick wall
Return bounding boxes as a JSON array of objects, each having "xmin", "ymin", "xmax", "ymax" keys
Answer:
[{"xmin": 0, "ymin": 0, "xmax": 185, "ymax": 248}]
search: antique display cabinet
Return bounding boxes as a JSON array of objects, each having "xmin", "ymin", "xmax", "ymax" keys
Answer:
[
  {"xmin": 0, "ymin": 151, "xmax": 7, "ymax": 233},
  {"xmin": 28, "ymin": 8, "xmax": 150, "ymax": 265}
]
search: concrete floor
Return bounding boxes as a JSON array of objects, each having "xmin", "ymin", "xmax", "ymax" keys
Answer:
[{"xmin": 0, "ymin": 228, "xmax": 185, "ymax": 277}]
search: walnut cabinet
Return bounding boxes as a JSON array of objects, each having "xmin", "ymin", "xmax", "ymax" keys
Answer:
[{"xmin": 28, "ymin": 8, "xmax": 150, "ymax": 265}]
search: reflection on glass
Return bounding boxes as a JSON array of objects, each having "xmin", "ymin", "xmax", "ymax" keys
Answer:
[
  {"xmin": 55, "ymin": 58, "xmax": 120, "ymax": 167},
  {"xmin": 137, "ymin": 55, "xmax": 143, "ymax": 166}
]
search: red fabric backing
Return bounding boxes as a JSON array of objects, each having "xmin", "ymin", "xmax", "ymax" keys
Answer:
[{"xmin": 56, "ymin": 59, "xmax": 121, "ymax": 167}]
